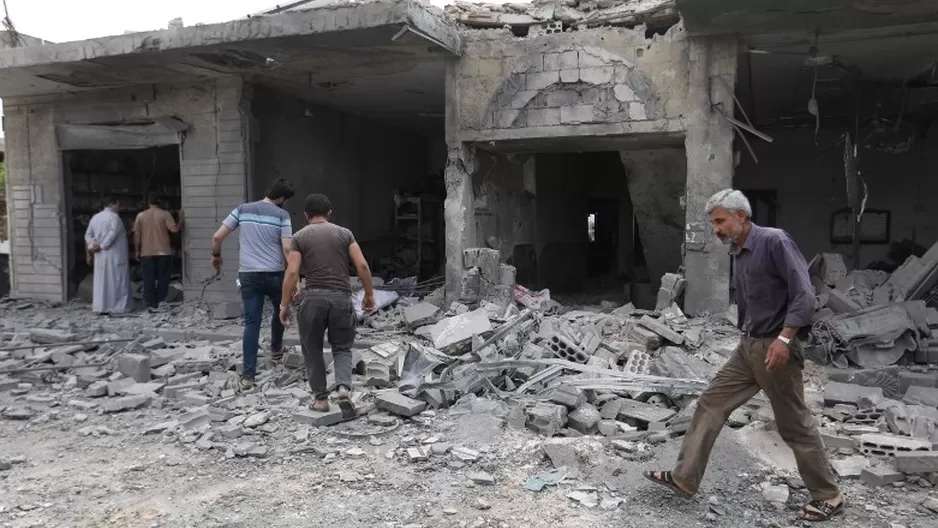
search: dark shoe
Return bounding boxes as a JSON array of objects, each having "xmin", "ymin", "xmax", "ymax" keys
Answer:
[{"xmin": 239, "ymin": 378, "xmax": 255, "ymax": 391}]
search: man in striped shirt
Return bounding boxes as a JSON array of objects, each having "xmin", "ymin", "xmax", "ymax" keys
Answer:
[{"xmin": 211, "ymin": 178, "xmax": 295, "ymax": 391}]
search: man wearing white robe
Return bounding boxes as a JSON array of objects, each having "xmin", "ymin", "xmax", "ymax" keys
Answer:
[{"xmin": 85, "ymin": 196, "xmax": 132, "ymax": 314}]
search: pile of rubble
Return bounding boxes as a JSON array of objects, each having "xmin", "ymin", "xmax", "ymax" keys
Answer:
[
  {"xmin": 806, "ymin": 245, "xmax": 938, "ymax": 368},
  {"xmin": 444, "ymin": 0, "xmax": 679, "ymax": 32}
]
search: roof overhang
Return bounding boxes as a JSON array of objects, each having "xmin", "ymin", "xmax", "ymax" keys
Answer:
[
  {"xmin": 0, "ymin": 0, "xmax": 460, "ymax": 98},
  {"xmin": 676, "ymin": 0, "xmax": 938, "ymax": 38}
]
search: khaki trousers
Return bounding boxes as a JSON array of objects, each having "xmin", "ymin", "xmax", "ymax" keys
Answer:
[{"xmin": 673, "ymin": 336, "xmax": 840, "ymax": 500}]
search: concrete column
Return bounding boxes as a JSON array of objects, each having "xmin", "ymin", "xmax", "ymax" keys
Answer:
[
  {"xmin": 444, "ymin": 143, "xmax": 477, "ymax": 303},
  {"xmin": 683, "ymin": 37, "xmax": 738, "ymax": 316},
  {"xmin": 619, "ymin": 148, "xmax": 687, "ymax": 291}
]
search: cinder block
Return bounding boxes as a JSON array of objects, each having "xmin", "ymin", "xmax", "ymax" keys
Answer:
[
  {"xmin": 525, "ymin": 402, "xmax": 567, "ymax": 437},
  {"xmin": 117, "ymin": 354, "xmax": 151, "ymax": 382},
  {"xmin": 546, "ymin": 333, "xmax": 590, "ymax": 363},
  {"xmin": 365, "ymin": 361, "xmax": 393, "ymax": 388},
  {"xmin": 859, "ymin": 433, "xmax": 931, "ymax": 457},
  {"xmin": 624, "ymin": 349, "xmax": 651, "ymax": 375},
  {"xmin": 860, "ymin": 466, "xmax": 905, "ymax": 486},
  {"xmin": 895, "ymin": 451, "xmax": 938, "ymax": 474},
  {"xmin": 375, "ymin": 391, "xmax": 426, "ymax": 417}
]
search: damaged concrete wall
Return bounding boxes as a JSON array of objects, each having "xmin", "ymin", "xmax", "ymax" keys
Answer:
[
  {"xmin": 251, "ymin": 86, "xmax": 430, "ymax": 262},
  {"xmin": 3, "ymin": 78, "xmax": 249, "ymax": 303},
  {"xmin": 452, "ymin": 23, "xmax": 691, "ymax": 143},
  {"xmin": 735, "ymin": 126, "xmax": 938, "ymax": 267},
  {"xmin": 619, "ymin": 148, "xmax": 686, "ymax": 291},
  {"xmin": 471, "ymin": 151, "xmax": 535, "ymax": 277}
]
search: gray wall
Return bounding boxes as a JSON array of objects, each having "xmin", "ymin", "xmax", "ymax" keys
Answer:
[
  {"xmin": 251, "ymin": 87, "xmax": 431, "ymax": 259},
  {"xmin": 4, "ymin": 78, "xmax": 249, "ymax": 302},
  {"xmin": 735, "ymin": 125, "xmax": 938, "ymax": 268}
]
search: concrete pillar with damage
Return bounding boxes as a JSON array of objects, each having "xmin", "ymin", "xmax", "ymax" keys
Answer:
[
  {"xmin": 682, "ymin": 37, "xmax": 738, "ymax": 316},
  {"xmin": 444, "ymin": 143, "xmax": 477, "ymax": 303}
]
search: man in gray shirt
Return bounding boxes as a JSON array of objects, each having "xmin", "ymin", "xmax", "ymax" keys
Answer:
[
  {"xmin": 280, "ymin": 194, "xmax": 375, "ymax": 418},
  {"xmin": 644, "ymin": 189, "xmax": 844, "ymax": 522},
  {"xmin": 211, "ymin": 178, "xmax": 294, "ymax": 391}
]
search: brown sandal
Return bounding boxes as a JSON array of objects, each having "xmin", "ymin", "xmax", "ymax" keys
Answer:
[
  {"xmin": 270, "ymin": 349, "xmax": 284, "ymax": 362},
  {"xmin": 643, "ymin": 470, "xmax": 693, "ymax": 498},
  {"xmin": 799, "ymin": 499, "xmax": 844, "ymax": 522}
]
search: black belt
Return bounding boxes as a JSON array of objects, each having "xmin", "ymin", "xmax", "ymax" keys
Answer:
[{"xmin": 743, "ymin": 329, "xmax": 782, "ymax": 339}]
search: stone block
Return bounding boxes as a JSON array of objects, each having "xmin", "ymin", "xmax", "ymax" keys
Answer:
[
  {"xmin": 526, "ymin": 70, "xmax": 559, "ymax": 91},
  {"xmin": 824, "ymin": 382, "xmax": 884, "ymax": 407},
  {"xmin": 213, "ymin": 302, "xmax": 242, "ymax": 320},
  {"xmin": 525, "ymin": 108, "xmax": 561, "ymax": 127},
  {"xmin": 567, "ymin": 404, "xmax": 600, "ymax": 434},
  {"xmin": 895, "ymin": 451, "xmax": 938, "ymax": 474},
  {"xmin": 820, "ymin": 430, "xmax": 857, "ymax": 450},
  {"xmin": 579, "ymin": 66, "xmax": 614, "ymax": 84},
  {"xmin": 859, "ymin": 433, "xmax": 931, "ymax": 457},
  {"xmin": 102, "ymin": 394, "xmax": 150, "ymax": 413},
  {"xmin": 558, "ymin": 50, "xmax": 578, "ymax": 69},
  {"xmin": 549, "ymin": 384, "xmax": 587, "ymax": 409},
  {"xmin": 164, "ymin": 382, "xmax": 201, "ymax": 399},
  {"xmin": 860, "ymin": 466, "xmax": 905, "ymax": 486},
  {"xmin": 903, "ymin": 385, "xmax": 938, "ymax": 407},
  {"xmin": 375, "ymin": 391, "xmax": 427, "ymax": 417},
  {"xmin": 85, "ymin": 381, "xmax": 108, "ymax": 398},
  {"xmin": 831, "ymin": 455, "xmax": 869, "ymax": 478},
  {"xmin": 403, "ymin": 303, "xmax": 440, "ymax": 327},
  {"xmin": 118, "ymin": 354, "xmax": 151, "ymax": 382},
  {"xmin": 637, "ymin": 315, "xmax": 683, "ymax": 345},
  {"xmin": 560, "ymin": 105, "xmax": 596, "ymax": 125},
  {"xmin": 526, "ymin": 402, "xmax": 567, "ymax": 437},
  {"xmin": 616, "ymin": 399, "xmax": 677, "ymax": 425},
  {"xmin": 294, "ymin": 409, "xmax": 346, "ymax": 427},
  {"xmin": 900, "ymin": 372, "xmax": 937, "ymax": 395},
  {"xmin": 150, "ymin": 348, "xmax": 187, "ymax": 368},
  {"xmin": 559, "ymin": 68, "xmax": 579, "ymax": 83}
]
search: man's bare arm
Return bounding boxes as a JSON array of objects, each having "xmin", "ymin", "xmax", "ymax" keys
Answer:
[
  {"xmin": 349, "ymin": 243, "xmax": 374, "ymax": 298},
  {"xmin": 280, "ymin": 237, "xmax": 293, "ymax": 266},
  {"xmin": 211, "ymin": 225, "xmax": 232, "ymax": 256},
  {"xmin": 281, "ymin": 251, "xmax": 302, "ymax": 310}
]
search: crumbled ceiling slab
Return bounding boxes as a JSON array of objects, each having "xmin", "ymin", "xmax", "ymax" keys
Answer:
[{"xmin": 445, "ymin": 0, "xmax": 679, "ymax": 31}]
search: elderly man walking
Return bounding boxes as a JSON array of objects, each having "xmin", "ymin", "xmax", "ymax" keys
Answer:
[
  {"xmin": 644, "ymin": 189, "xmax": 844, "ymax": 522},
  {"xmin": 84, "ymin": 195, "xmax": 133, "ymax": 314}
]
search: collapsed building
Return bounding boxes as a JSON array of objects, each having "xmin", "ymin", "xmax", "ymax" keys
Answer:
[{"xmin": 0, "ymin": 0, "xmax": 937, "ymax": 314}]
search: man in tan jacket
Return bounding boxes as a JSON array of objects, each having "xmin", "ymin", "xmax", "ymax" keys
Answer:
[{"xmin": 133, "ymin": 193, "xmax": 183, "ymax": 310}]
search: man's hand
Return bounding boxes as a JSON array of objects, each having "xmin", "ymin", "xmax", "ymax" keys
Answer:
[
  {"xmin": 292, "ymin": 284, "xmax": 301, "ymax": 302},
  {"xmin": 363, "ymin": 293, "xmax": 376, "ymax": 314},
  {"xmin": 279, "ymin": 305, "xmax": 292, "ymax": 326},
  {"xmin": 211, "ymin": 255, "xmax": 223, "ymax": 272},
  {"xmin": 765, "ymin": 339, "xmax": 791, "ymax": 372}
]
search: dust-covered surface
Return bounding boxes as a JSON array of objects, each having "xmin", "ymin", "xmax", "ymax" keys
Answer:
[{"xmin": 1, "ymin": 299, "xmax": 937, "ymax": 527}]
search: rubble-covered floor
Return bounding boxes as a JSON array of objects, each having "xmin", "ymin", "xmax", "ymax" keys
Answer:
[{"xmin": 0, "ymin": 296, "xmax": 937, "ymax": 527}]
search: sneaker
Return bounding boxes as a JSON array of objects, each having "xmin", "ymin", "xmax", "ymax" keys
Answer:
[
  {"xmin": 311, "ymin": 397, "xmax": 330, "ymax": 412},
  {"xmin": 336, "ymin": 385, "xmax": 357, "ymax": 420},
  {"xmin": 239, "ymin": 378, "xmax": 255, "ymax": 391}
]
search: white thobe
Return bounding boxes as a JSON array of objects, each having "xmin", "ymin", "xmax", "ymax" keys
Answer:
[{"xmin": 85, "ymin": 208, "xmax": 132, "ymax": 313}]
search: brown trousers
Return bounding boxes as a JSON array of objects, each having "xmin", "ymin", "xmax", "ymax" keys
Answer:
[{"xmin": 673, "ymin": 336, "xmax": 840, "ymax": 500}]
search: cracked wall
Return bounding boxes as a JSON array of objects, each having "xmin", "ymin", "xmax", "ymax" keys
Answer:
[{"xmin": 453, "ymin": 23, "xmax": 691, "ymax": 142}]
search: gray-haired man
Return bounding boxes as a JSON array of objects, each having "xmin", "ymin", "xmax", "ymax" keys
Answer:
[{"xmin": 644, "ymin": 189, "xmax": 844, "ymax": 522}]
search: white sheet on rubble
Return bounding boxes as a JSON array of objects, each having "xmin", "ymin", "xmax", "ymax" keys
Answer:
[{"xmin": 353, "ymin": 289, "xmax": 399, "ymax": 321}]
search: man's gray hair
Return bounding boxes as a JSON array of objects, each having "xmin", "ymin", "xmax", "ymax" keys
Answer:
[{"xmin": 705, "ymin": 189, "xmax": 752, "ymax": 218}]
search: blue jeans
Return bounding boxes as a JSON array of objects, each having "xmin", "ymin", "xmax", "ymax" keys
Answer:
[
  {"xmin": 140, "ymin": 255, "xmax": 172, "ymax": 308},
  {"xmin": 239, "ymin": 271, "xmax": 285, "ymax": 381}
]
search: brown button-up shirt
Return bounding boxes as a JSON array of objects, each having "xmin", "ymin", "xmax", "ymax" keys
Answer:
[
  {"xmin": 134, "ymin": 207, "xmax": 176, "ymax": 257},
  {"xmin": 731, "ymin": 223, "xmax": 815, "ymax": 335}
]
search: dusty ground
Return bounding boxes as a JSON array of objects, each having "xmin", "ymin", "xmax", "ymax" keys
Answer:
[{"xmin": 1, "ymin": 304, "xmax": 937, "ymax": 528}]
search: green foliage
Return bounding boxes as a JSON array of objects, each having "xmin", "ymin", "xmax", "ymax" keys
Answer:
[{"xmin": 0, "ymin": 162, "xmax": 5, "ymax": 189}]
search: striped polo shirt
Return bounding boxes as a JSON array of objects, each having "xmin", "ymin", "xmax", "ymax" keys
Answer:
[{"xmin": 222, "ymin": 200, "xmax": 293, "ymax": 272}]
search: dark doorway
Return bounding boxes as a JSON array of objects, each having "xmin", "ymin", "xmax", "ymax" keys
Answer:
[{"xmin": 587, "ymin": 198, "xmax": 620, "ymax": 277}]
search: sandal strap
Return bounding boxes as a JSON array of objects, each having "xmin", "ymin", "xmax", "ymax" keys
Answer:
[{"xmin": 807, "ymin": 500, "xmax": 835, "ymax": 516}]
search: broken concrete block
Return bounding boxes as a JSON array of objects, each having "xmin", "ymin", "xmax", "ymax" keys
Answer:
[
  {"xmin": 85, "ymin": 381, "xmax": 108, "ymax": 398},
  {"xmin": 899, "ymin": 371, "xmax": 937, "ymax": 396},
  {"xmin": 567, "ymin": 404, "xmax": 601, "ymax": 434},
  {"xmin": 28, "ymin": 328, "xmax": 76, "ymax": 344},
  {"xmin": 403, "ymin": 303, "xmax": 440, "ymax": 328},
  {"xmin": 549, "ymin": 384, "xmax": 587, "ymax": 409},
  {"xmin": 123, "ymin": 382, "xmax": 165, "ymax": 397},
  {"xmin": 468, "ymin": 471, "xmax": 495, "ymax": 485},
  {"xmin": 213, "ymin": 302, "xmax": 242, "ymax": 320},
  {"xmin": 429, "ymin": 309, "xmax": 492, "ymax": 350},
  {"xmin": 375, "ymin": 391, "xmax": 427, "ymax": 417},
  {"xmin": 117, "ymin": 354, "xmax": 151, "ymax": 382},
  {"xmin": 820, "ymin": 430, "xmax": 856, "ymax": 450},
  {"xmin": 761, "ymin": 483, "xmax": 789, "ymax": 504},
  {"xmin": 860, "ymin": 466, "xmax": 905, "ymax": 487},
  {"xmin": 364, "ymin": 361, "xmax": 393, "ymax": 388},
  {"xmin": 831, "ymin": 455, "xmax": 870, "ymax": 478},
  {"xmin": 545, "ymin": 333, "xmax": 590, "ymax": 363},
  {"xmin": 826, "ymin": 366, "xmax": 901, "ymax": 400},
  {"xmin": 903, "ymin": 385, "xmax": 938, "ymax": 407},
  {"xmin": 895, "ymin": 452, "xmax": 938, "ymax": 474},
  {"xmin": 293, "ymin": 409, "xmax": 346, "ymax": 427},
  {"xmin": 149, "ymin": 348, "xmax": 187, "ymax": 368},
  {"xmin": 824, "ymin": 382, "xmax": 884, "ymax": 407},
  {"xmin": 628, "ymin": 325, "xmax": 661, "ymax": 351},
  {"xmin": 655, "ymin": 273, "xmax": 686, "ymax": 312},
  {"xmin": 597, "ymin": 420, "xmax": 619, "ymax": 436},
  {"xmin": 526, "ymin": 402, "xmax": 568, "ymax": 437},
  {"xmin": 637, "ymin": 315, "xmax": 683, "ymax": 345},
  {"xmin": 651, "ymin": 347, "xmax": 715, "ymax": 381},
  {"xmin": 616, "ymin": 399, "xmax": 677, "ymax": 426},
  {"xmin": 498, "ymin": 264, "xmax": 516, "ymax": 286},
  {"xmin": 164, "ymin": 382, "xmax": 201, "ymax": 400},
  {"xmin": 102, "ymin": 394, "xmax": 150, "ymax": 413},
  {"xmin": 106, "ymin": 377, "xmax": 137, "ymax": 396}
]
